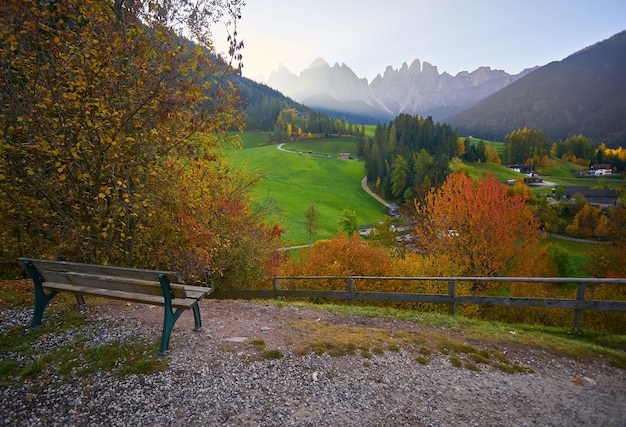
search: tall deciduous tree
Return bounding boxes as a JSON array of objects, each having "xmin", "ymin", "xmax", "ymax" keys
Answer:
[
  {"xmin": 1, "ymin": 0, "xmax": 282, "ymax": 286},
  {"xmin": 338, "ymin": 209, "xmax": 358, "ymax": 236},
  {"xmin": 304, "ymin": 203, "xmax": 320, "ymax": 246},
  {"xmin": 413, "ymin": 173, "xmax": 549, "ymax": 278}
]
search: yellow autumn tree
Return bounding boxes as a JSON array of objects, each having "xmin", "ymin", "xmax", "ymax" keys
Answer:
[
  {"xmin": 0, "ymin": 0, "xmax": 281, "ymax": 285},
  {"xmin": 485, "ymin": 144, "xmax": 501, "ymax": 164}
]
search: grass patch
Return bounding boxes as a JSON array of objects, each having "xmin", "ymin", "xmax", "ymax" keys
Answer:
[
  {"xmin": 262, "ymin": 349, "xmax": 283, "ymax": 360},
  {"xmin": 468, "ymin": 352, "xmax": 492, "ymax": 364},
  {"xmin": 386, "ymin": 343, "xmax": 400, "ymax": 352},
  {"xmin": 419, "ymin": 347, "xmax": 432, "ymax": 356},
  {"xmin": 0, "ymin": 309, "xmax": 165, "ymax": 391},
  {"xmin": 250, "ymin": 339, "xmax": 266, "ymax": 350},
  {"xmin": 464, "ymin": 362, "xmax": 481, "ymax": 372},
  {"xmin": 288, "ymin": 318, "xmax": 536, "ymax": 373},
  {"xmin": 545, "ymin": 236, "xmax": 602, "ymax": 276},
  {"xmin": 415, "ymin": 355, "xmax": 429, "ymax": 365},
  {"xmin": 468, "ymin": 162, "xmax": 526, "ymax": 183},
  {"xmin": 271, "ymin": 300, "xmax": 626, "ymax": 369},
  {"xmin": 493, "ymin": 363, "xmax": 534, "ymax": 374},
  {"xmin": 372, "ymin": 346, "xmax": 385, "ymax": 355},
  {"xmin": 450, "ymin": 354, "xmax": 462, "ymax": 368},
  {"xmin": 283, "ymin": 137, "xmax": 359, "ymax": 157},
  {"xmin": 538, "ymin": 162, "xmax": 589, "ymax": 178},
  {"xmin": 0, "ymin": 279, "xmax": 34, "ymax": 308},
  {"xmin": 231, "ymin": 133, "xmax": 385, "ymax": 245}
]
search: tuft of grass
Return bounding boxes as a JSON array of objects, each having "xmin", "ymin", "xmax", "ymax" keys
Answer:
[
  {"xmin": 262, "ymin": 349, "xmax": 283, "ymax": 360},
  {"xmin": 415, "ymin": 355, "xmax": 429, "ymax": 365},
  {"xmin": 450, "ymin": 354, "xmax": 463, "ymax": 368},
  {"xmin": 468, "ymin": 352, "xmax": 492, "ymax": 365},
  {"xmin": 419, "ymin": 347, "xmax": 433, "ymax": 356},
  {"xmin": 464, "ymin": 362, "xmax": 481, "ymax": 372},
  {"xmin": 386, "ymin": 343, "xmax": 400, "ymax": 352},
  {"xmin": 493, "ymin": 361, "xmax": 535, "ymax": 374},
  {"xmin": 491, "ymin": 350, "xmax": 511, "ymax": 364},
  {"xmin": 250, "ymin": 339, "xmax": 266, "ymax": 350}
]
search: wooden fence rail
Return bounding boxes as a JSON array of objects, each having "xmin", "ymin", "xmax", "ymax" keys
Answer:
[{"xmin": 211, "ymin": 276, "xmax": 626, "ymax": 333}]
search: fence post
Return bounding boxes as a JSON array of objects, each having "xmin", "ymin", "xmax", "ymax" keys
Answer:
[
  {"xmin": 448, "ymin": 280, "xmax": 457, "ymax": 316},
  {"xmin": 572, "ymin": 282, "xmax": 586, "ymax": 333},
  {"xmin": 347, "ymin": 277, "xmax": 355, "ymax": 306},
  {"xmin": 273, "ymin": 278, "xmax": 279, "ymax": 301}
]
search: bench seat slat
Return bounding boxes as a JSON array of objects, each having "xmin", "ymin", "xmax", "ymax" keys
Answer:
[
  {"xmin": 19, "ymin": 258, "xmax": 180, "ymax": 283},
  {"xmin": 41, "ymin": 271, "xmax": 189, "ymax": 298},
  {"xmin": 181, "ymin": 284, "xmax": 215, "ymax": 293},
  {"xmin": 186, "ymin": 290, "xmax": 212, "ymax": 300},
  {"xmin": 43, "ymin": 282, "xmax": 199, "ymax": 309}
]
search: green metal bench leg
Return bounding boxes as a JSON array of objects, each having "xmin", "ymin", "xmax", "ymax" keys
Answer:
[
  {"xmin": 22, "ymin": 260, "xmax": 58, "ymax": 328},
  {"xmin": 159, "ymin": 306, "xmax": 183, "ymax": 356},
  {"xmin": 192, "ymin": 302, "xmax": 203, "ymax": 331},
  {"xmin": 158, "ymin": 273, "xmax": 186, "ymax": 356}
]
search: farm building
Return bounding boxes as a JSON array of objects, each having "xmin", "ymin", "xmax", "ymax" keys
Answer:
[
  {"xmin": 385, "ymin": 204, "xmax": 400, "ymax": 217},
  {"xmin": 554, "ymin": 186, "xmax": 618, "ymax": 207}
]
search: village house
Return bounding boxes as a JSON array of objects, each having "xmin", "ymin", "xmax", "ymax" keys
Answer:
[
  {"xmin": 506, "ymin": 164, "xmax": 535, "ymax": 176},
  {"xmin": 590, "ymin": 164, "xmax": 613, "ymax": 176}
]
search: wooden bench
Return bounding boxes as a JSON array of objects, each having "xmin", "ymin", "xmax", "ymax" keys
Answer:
[{"xmin": 19, "ymin": 258, "xmax": 213, "ymax": 356}]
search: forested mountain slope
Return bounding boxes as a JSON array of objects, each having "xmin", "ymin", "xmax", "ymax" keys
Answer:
[{"xmin": 446, "ymin": 30, "xmax": 626, "ymax": 146}]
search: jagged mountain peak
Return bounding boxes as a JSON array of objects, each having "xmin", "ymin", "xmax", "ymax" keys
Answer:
[
  {"xmin": 309, "ymin": 57, "xmax": 330, "ymax": 69},
  {"xmin": 268, "ymin": 57, "xmax": 532, "ymax": 123},
  {"xmin": 409, "ymin": 59, "xmax": 421, "ymax": 73}
]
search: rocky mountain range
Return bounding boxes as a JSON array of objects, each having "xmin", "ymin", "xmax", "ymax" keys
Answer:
[{"xmin": 267, "ymin": 58, "xmax": 536, "ymax": 123}]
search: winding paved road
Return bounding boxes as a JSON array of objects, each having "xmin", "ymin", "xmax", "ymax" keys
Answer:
[{"xmin": 361, "ymin": 176, "xmax": 387, "ymax": 206}]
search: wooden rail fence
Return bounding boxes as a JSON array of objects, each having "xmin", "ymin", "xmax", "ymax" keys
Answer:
[{"xmin": 211, "ymin": 276, "xmax": 626, "ymax": 333}]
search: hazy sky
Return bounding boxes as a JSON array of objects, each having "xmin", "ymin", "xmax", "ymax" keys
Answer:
[{"xmin": 213, "ymin": 0, "xmax": 626, "ymax": 83}]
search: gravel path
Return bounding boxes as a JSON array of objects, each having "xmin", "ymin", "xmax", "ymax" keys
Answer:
[{"xmin": 1, "ymin": 300, "xmax": 625, "ymax": 426}]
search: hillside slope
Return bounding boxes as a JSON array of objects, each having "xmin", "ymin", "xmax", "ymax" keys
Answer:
[{"xmin": 446, "ymin": 30, "xmax": 626, "ymax": 145}]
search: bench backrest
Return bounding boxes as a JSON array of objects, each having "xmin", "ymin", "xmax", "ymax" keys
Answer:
[{"xmin": 19, "ymin": 258, "xmax": 188, "ymax": 298}]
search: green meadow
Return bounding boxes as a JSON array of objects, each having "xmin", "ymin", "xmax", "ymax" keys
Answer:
[
  {"xmin": 546, "ymin": 236, "xmax": 601, "ymax": 276},
  {"xmin": 538, "ymin": 162, "xmax": 624, "ymax": 189},
  {"xmin": 470, "ymin": 156, "xmax": 624, "ymax": 192},
  {"xmin": 283, "ymin": 137, "xmax": 359, "ymax": 157},
  {"xmin": 467, "ymin": 162, "xmax": 526, "ymax": 182},
  {"xmin": 229, "ymin": 133, "xmax": 385, "ymax": 245}
]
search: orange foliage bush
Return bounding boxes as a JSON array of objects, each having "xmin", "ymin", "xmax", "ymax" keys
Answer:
[
  {"xmin": 281, "ymin": 233, "xmax": 393, "ymax": 290},
  {"xmin": 413, "ymin": 172, "xmax": 551, "ymax": 279}
]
